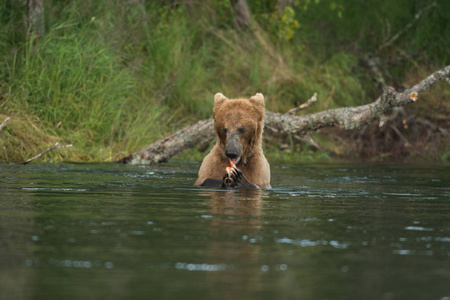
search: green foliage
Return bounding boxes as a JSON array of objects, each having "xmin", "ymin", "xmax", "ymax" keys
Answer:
[
  {"xmin": 298, "ymin": 0, "xmax": 450, "ymax": 64},
  {"xmin": 249, "ymin": 0, "xmax": 343, "ymax": 42},
  {"xmin": 268, "ymin": 6, "xmax": 300, "ymax": 40},
  {"xmin": 211, "ymin": 0, "xmax": 234, "ymax": 27}
]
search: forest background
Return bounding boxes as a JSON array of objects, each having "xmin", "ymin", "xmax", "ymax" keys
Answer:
[{"xmin": 0, "ymin": 0, "xmax": 449, "ymax": 163}]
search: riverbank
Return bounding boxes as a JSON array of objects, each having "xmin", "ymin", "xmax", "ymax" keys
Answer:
[{"xmin": 1, "ymin": 1, "xmax": 449, "ymax": 163}]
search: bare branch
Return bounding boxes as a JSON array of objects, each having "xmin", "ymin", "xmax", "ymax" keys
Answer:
[
  {"xmin": 0, "ymin": 117, "xmax": 10, "ymax": 133},
  {"xmin": 378, "ymin": 1, "xmax": 436, "ymax": 53},
  {"xmin": 394, "ymin": 46, "xmax": 420, "ymax": 69},
  {"xmin": 23, "ymin": 142, "xmax": 73, "ymax": 165},
  {"xmin": 362, "ymin": 3, "xmax": 436, "ymax": 90},
  {"xmin": 285, "ymin": 93, "xmax": 317, "ymax": 115},
  {"xmin": 362, "ymin": 2, "xmax": 436, "ymax": 91},
  {"xmin": 295, "ymin": 135, "xmax": 322, "ymax": 150},
  {"xmin": 416, "ymin": 118, "xmax": 449, "ymax": 137},
  {"xmin": 118, "ymin": 65, "xmax": 450, "ymax": 165},
  {"xmin": 390, "ymin": 124, "xmax": 411, "ymax": 148},
  {"xmin": 362, "ymin": 54, "xmax": 387, "ymax": 89},
  {"xmin": 383, "ymin": 18, "xmax": 391, "ymax": 45}
]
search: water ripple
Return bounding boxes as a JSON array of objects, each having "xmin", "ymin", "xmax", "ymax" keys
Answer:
[
  {"xmin": 22, "ymin": 187, "xmax": 88, "ymax": 191},
  {"xmin": 275, "ymin": 237, "xmax": 349, "ymax": 249},
  {"xmin": 175, "ymin": 262, "xmax": 232, "ymax": 271}
]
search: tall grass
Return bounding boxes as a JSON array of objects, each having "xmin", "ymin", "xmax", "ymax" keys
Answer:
[{"xmin": 4, "ymin": 23, "xmax": 163, "ymax": 160}]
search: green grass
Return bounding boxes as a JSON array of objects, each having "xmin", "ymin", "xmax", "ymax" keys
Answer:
[{"xmin": 4, "ymin": 23, "xmax": 166, "ymax": 160}]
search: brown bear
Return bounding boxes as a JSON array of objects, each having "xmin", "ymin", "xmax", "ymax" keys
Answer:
[{"xmin": 195, "ymin": 93, "xmax": 271, "ymax": 189}]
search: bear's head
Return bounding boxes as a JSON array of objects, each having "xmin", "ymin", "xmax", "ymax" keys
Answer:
[{"xmin": 212, "ymin": 93, "xmax": 265, "ymax": 165}]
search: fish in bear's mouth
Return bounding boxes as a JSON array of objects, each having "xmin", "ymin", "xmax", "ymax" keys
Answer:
[
  {"xmin": 229, "ymin": 156, "xmax": 240, "ymax": 165},
  {"xmin": 225, "ymin": 161, "xmax": 237, "ymax": 177}
]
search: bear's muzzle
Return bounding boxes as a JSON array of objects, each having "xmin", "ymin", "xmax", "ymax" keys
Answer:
[{"xmin": 225, "ymin": 132, "xmax": 242, "ymax": 164}]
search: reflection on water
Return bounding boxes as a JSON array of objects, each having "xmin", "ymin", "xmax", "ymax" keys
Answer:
[
  {"xmin": 0, "ymin": 162, "xmax": 449, "ymax": 299},
  {"xmin": 203, "ymin": 189, "xmax": 264, "ymax": 300}
]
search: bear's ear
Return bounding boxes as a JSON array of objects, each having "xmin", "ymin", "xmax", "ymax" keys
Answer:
[
  {"xmin": 249, "ymin": 93, "xmax": 265, "ymax": 109},
  {"xmin": 213, "ymin": 93, "xmax": 228, "ymax": 120},
  {"xmin": 214, "ymin": 93, "xmax": 228, "ymax": 108},
  {"xmin": 250, "ymin": 93, "xmax": 264, "ymax": 107}
]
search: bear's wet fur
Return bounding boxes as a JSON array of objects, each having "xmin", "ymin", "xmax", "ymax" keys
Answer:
[{"xmin": 195, "ymin": 93, "xmax": 271, "ymax": 189}]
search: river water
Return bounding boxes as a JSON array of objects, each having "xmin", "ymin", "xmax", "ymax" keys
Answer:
[{"xmin": 0, "ymin": 161, "xmax": 449, "ymax": 300}]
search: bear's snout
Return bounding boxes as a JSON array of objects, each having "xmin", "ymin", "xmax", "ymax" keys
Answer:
[{"xmin": 225, "ymin": 133, "xmax": 242, "ymax": 163}]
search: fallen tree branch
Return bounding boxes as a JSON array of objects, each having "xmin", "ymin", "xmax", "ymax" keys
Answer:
[
  {"xmin": 117, "ymin": 119, "xmax": 214, "ymax": 164},
  {"xmin": 23, "ymin": 142, "xmax": 73, "ymax": 165},
  {"xmin": 285, "ymin": 93, "xmax": 317, "ymax": 115},
  {"xmin": 118, "ymin": 65, "xmax": 450, "ymax": 165},
  {"xmin": 0, "ymin": 117, "xmax": 10, "ymax": 133}
]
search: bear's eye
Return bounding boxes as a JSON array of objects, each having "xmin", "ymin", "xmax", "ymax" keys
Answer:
[
  {"xmin": 238, "ymin": 127, "xmax": 246, "ymax": 134},
  {"xmin": 222, "ymin": 128, "xmax": 228, "ymax": 134}
]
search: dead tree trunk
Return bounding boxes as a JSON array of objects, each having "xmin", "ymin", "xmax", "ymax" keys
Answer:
[
  {"xmin": 231, "ymin": 0, "xmax": 252, "ymax": 29},
  {"xmin": 27, "ymin": 0, "xmax": 45, "ymax": 35},
  {"xmin": 118, "ymin": 65, "xmax": 450, "ymax": 165}
]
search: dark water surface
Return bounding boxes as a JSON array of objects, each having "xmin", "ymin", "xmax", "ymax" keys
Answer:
[{"xmin": 1, "ymin": 161, "xmax": 449, "ymax": 300}]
